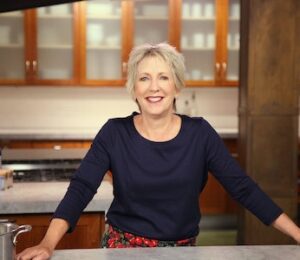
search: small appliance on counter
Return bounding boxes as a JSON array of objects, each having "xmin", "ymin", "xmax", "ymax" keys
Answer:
[{"xmin": 0, "ymin": 168, "xmax": 13, "ymax": 191}]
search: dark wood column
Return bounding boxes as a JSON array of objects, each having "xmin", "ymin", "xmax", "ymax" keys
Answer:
[
  {"xmin": 296, "ymin": 0, "xmax": 300, "ymax": 88},
  {"xmin": 238, "ymin": 0, "xmax": 298, "ymax": 244}
]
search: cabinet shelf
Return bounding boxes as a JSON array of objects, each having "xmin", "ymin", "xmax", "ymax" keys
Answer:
[
  {"xmin": 38, "ymin": 14, "xmax": 73, "ymax": 19},
  {"xmin": 38, "ymin": 45, "xmax": 73, "ymax": 50},
  {"xmin": 182, "ymin": 16, "xmax": 215, "ymax": 21},
  {"xmin": 135, "ymin": 16, "xmax": 168, "ymax": 20},
  {"xmin": 87, "ymin": 45, "xmax": 121, "ymax": 50},
  {"xmin": 182, "ymin": 46, "xmax": 215, "ymax": 51},
  {"xmin": 86, "ymin": 15, "xmax": 121, "ymax": 20}
]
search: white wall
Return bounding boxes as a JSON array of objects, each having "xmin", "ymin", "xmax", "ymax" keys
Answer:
[{"xmin": 0, "ymin": 86, "xmax": 238, "ymax": 137}]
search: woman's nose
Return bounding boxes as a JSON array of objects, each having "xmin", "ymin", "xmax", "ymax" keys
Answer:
[{"xmin": 149, "ymin": 79, "xmax": 160, "ymax": 92}]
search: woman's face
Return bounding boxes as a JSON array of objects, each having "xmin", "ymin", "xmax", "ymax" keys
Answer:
[{"xmin": 134, "ymin": 55, "xmax": 179, "ymax": 117}]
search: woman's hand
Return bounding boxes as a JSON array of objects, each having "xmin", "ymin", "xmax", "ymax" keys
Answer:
[
  {"xmin": 16, "ymin": 244, "xmax": 53, "ymax": 260},
  {"xmin": 16, "ymin": 218, "xmax": 69, "ymax": 260},
  {"xmin": 272, "ymin": 213, "xmax": 300, "ymax": 244}
]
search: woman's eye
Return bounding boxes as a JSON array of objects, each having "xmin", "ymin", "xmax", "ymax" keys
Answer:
[
  {"xmin": 160, "ymin": 76, "xmax": 169, "ymax": 80},
  {"xmin": 139, "ymin": 77, "xmax": 148, "ymax": 81}
]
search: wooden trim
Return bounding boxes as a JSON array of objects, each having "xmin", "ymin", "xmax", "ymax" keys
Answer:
[
  {"xmin": 79, "ymin": 79, "xmax": 125, "ymax": 87},
  {"xmin": 24, "ymin": 9, "xmax": 36, "ymax": 83},
  {"xmin": 186, "ymin": 80, "xmax": 236, "ymax": 87},
  {"xmin": 31, "ymin": 79, "xmax": 82, "ymax": 86},
  {"xmin": 78, "ymin": 1, "xmax": 87, "ymax": 84},
  {"xmin": 215, "ymin": 0, "xmax": 226, "ymax": 84},
  {"xmin": 0, "ymin": 80, "xmax": 25, "ymax": 86},
  {"xmin": 121, "ymin": 0, "xmax": 134, "ymax": 79},
  {"xmin": 72, "ymin": 2, "xmax": 81, "ymax": 84},
  {"xmin": 219, "ymin": 0, "xmax": 229, "ymax": 84},
  {"xmin": 296, "ymin": 0, "xmax": 300, "ymax": 87},
  {"xmin": 169, "ymin": 0, "xmax": 181, "ymax": 49}
]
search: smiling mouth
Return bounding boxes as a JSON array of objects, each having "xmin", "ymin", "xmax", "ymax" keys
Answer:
[{"xmin": 146, "ymin": 96, "xmax": 164, "ymax": 103}]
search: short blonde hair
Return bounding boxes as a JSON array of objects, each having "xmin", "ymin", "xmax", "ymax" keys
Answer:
[{"xmin": 126, "ymin": 43, "xmax": 186, "ymax": 98}]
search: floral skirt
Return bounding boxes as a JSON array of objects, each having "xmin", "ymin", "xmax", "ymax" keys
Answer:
[{"xmin": 101, "ymin": 225, "xmax": 196, "ymax": 248}]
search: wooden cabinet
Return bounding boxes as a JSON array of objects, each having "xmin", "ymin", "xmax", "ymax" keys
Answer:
[
  {"xmin": 1, "ymin": 213, "xmax": 105, "ymax": 253},
  {"xmin": 79, "ymin": 0, "xmax": 126, "ymax": 86},
  {"xmin": 0, "ymin": 3, "xmax": 79, "ymax": 85},
  {"xmin": 1, "ymin": 140, "xmax": 92, "ymax": 149},
  {"xmin": 178, "ymin": 0, "xmax": 240, "ymax": 87},
  {"xmin": 200, "ymin": 138, "xmax": 238, "ymax": 214},
  {"xmin": 0, "ymin": 11, "xmax": 26, "ymax": 84},
  {"xmin": 296, "ymin": 0, "xmax": 300, "ymax": 87},
  {"xmin": 0, "ymin": 0, "xmax": 239, "ymax": 87}
]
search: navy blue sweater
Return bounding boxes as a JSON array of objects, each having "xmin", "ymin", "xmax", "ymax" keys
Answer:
[{"xmin": 53, "ymin": 113, "xmax": 283, "ymax": 240}]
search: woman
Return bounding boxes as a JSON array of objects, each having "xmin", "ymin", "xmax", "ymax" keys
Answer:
[{"xmin": 17, "ymin": 43, "xmax": 300, "ymax": 259}]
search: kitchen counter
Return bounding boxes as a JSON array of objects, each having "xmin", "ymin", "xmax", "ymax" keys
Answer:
[
  {"xmin": 0, "ymin": 181, "xmax": 113, "ymax": 214},
  {"xmin": 0, "ymin": 127, "xmax": 238, "ymax": 140},
  {"xmin": 51, "ymin": 246, "xmax": 300, "ymax": 260}
]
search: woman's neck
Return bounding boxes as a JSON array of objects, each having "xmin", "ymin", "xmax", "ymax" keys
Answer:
[{"xmin": 134, "ymin": 112, "xmax": 181, "ymax": 142}]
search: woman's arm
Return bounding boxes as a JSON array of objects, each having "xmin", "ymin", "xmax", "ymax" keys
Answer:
[
  {"xmin": 16, "ymin": 218, "xmax": 69, "ymax": 260},
  {"xmin": 272, "ymin": 213, "xmax": 300, "ymax": 244}
]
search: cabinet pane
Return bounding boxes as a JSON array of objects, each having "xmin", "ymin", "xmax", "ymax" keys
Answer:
[
  {"xmin": 0, "ymin": 11, "xmax": 25, "ymax": 79},
  {"xmin": 227, "ymin": 0, "xmax": 240, "ymax": 81},
  {"xmin": 85, "ymin": 0, "xmax": 122, "ymax": 80},
  {"xmin": 133, "ymin": 0, "xmax": 169, "ymax": 45},
  {"xmin": 37, "ymin": 4, "xmax": 74, "ymax": 80},
  {"xmin": 180, "ymin": 0, "xmax": 216, "ymax": 81}
]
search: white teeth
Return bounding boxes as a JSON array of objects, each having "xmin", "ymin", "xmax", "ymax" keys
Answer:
[{"xmin": 147, "ymin": 97, "xmax": 163, "ymax": 103}]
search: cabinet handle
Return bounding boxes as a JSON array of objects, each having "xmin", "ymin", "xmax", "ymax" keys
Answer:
[
  {"xmin": 215, "ymin": 62, "xmax": 221, "ymax": 77},
  {"xmin": 221, "ymin": 62, "xmax": 227, "ymax": 78},
  {"xmin": 25, "ymin": 60, "xmax": 30, "ymax": 72},
  {"xmin": 122, "ymin": 62, "xmax": 127, "ymax": 74},
  {"xmin": 32, "ymin": 60, "xmax": 38, "ymax": 72},
  {"xmin": 222, "ymin": 62, "xmax": 227, "ymax": 72}
]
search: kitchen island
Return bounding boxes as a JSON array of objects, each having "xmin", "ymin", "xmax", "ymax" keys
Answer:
[
  {"xmin": 0, "ymin": 181, "xmax": 113, "ymax": 252},
  {"xmin": 52, "ymin": 246, "xmax": 300, "ymax": 260}
]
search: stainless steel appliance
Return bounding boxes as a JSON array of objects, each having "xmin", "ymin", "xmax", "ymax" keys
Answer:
[
  {"xmin": 1, "ymin": 148, "xmax": 88, "ymax": 182},
  {"xmin": 0, "ymin": 219, "xmax": 32, "ymax": 260}
]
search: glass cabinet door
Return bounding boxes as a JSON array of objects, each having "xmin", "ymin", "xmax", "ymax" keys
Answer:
[
  {"xmin": 226, "ymin": 0, "xmax": 240, "ymax": 81},
  {"xmin": 36, "ymin": 4, "xmax": 74, "ymax": 80},
  {"xmin": 133, "ymin": 0, "xmax": 169, "ymax": 46},
  {"xmin": 85, "ymin": 0, "xmax": 122, "ymax": 80},
  {"xmin": 180, "ymin": 0, "xmax": 216, "ymax": 82},
  {"xmin": 0, "ymin": 11, "xmax": 25, "ymax": 80}
]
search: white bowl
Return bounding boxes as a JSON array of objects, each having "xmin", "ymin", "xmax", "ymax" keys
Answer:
[{"xmin": 87, "ymin": 24, "xmax": 104, "ymax": 45}]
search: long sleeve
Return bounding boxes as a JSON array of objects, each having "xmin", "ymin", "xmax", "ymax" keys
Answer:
[
  {"xmin": 204, "ymin": 120, "xmax": 283, "ymax": 225},
  {"xmin": 53, "ymin": 120, "xmax": 113, "ymax": 232}
]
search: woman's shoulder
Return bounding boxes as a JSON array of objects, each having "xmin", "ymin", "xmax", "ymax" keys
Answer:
[
  {"xmin": 180, "ymin": 114, "xmax": 212, "ymax": 130},
  {"xmin": 106, "ymin": 113, "xmax": 135, "ymax": 127}
]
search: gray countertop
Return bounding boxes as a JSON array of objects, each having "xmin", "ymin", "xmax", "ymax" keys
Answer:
[
  {"xmin": 0, "ymin": 128, "xmax": 238, "ymax": 140},
  {"xmin": 51, "ymin": 246, "xmax": 300, "ymax": 260},
  {"xmin": 0, "ymin": 181, "xmax": 113, "ymax": 214}
]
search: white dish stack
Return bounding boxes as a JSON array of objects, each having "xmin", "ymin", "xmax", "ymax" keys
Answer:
[
  {"xmin": 87, "ymin": 24, "xmax": 104, "ymax": 45},
  {"xmin": 0, "ymin": 26, "xmax": 10, "ymax": 44}
]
